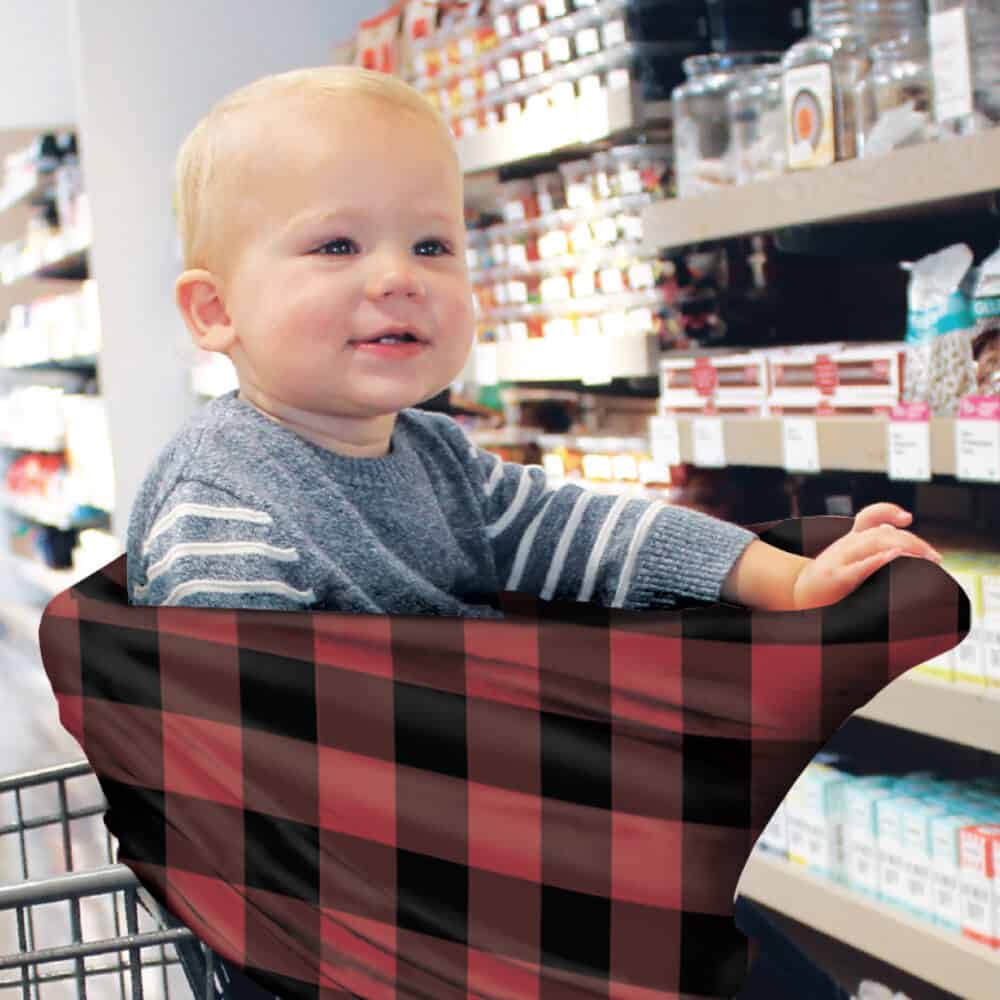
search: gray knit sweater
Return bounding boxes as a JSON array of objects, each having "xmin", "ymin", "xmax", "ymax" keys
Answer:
[{"xmin": 127, "ymin": 391, "xmax": 756, "ymax": 617}]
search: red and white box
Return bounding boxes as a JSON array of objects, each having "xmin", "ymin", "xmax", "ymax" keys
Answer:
[
  {"xmin": 659, "ymin": 352, "xmax": 768, "ymax": 410},
  {"xmin": 959, "ymin": 823, "xmax": 1000, "ymax": 948},
  {"xmin": 767, "ymin": 343, "xmax": 904, "ymax": 409}
]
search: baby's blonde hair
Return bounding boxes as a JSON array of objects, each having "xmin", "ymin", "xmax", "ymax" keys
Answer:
[{"xmin": 175, "ymin": 65, "xmax": 458, "ymax": 273}]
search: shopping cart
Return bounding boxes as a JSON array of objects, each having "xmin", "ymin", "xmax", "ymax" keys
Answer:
[{"xmin": 0, "ymin": 761, "xmax": 223, "ymax": 999}]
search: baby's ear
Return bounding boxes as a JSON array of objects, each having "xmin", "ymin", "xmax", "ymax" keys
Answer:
[{"xmin": 175, "ymin": 269, "xmax": 235, "ymax": 352}]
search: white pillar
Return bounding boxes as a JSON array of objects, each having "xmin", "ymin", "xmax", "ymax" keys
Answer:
[{"xmin": 69, "ymin": 0, "xmax": 383, "ymax": 543}]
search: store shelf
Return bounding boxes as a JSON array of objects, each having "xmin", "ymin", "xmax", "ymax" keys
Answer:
[
  {"xmin": 736, "ymin": 853, "xmax": 1000, "ymax": 1000},
  {"xmin": 856, "ymin": 671, "xmax": 1000, "ymax": 754},
  {"xmin": 640, "ymin": 129, "xmax": 1000, "ymax": 253},
  {"xmin": 1, "ymin": 493, "xmax": 110, "ymax": 532},
  {"xmin": 458, "ymin": 81, "xmax": 645, "ymax": 174},
  {"xmin": 7, "ymin": 554, "xmax": 80, "ymax": 598},
  {"xmin": 494, "ymin": 330, "xmax": 658, "ymax": 382},
  {"xmin": 665, "ymin": 414, "xmax": 960, "ymax": 476}
]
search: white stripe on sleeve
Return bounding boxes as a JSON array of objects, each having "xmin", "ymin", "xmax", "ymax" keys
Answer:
[
  {"xmin": 611, "ymin": 502, "xmax": 666, "ymax": 608},
  {"xmin": 540, "ymin": 488, "xmax": 594, "ymax": 601},
  {"xmin": 145, "ymin": 502, "xmax": 272, "ymax": 554},
  {"xmin": 487, "ymin": 465, "xmax": 547, "ymax": 539},
  {"xmin": 135, "ymin": 541, "xmax": 300, "ymax": 599},
  {"xmin": 576, "ymin": 492, "xmax": 633, "ymax": 603},
  {"xmin": 162, "ymin": 579, "xmax": 316, "ymax": 607},
  {"xmin": 503, "ymin": 493, "xmax": 556, "ymax": 592}
]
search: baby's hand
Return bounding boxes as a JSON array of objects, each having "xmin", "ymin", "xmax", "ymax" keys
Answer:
[{"xmin": 792, "ymin": 503, "xmax": 942, "ymax": 610}]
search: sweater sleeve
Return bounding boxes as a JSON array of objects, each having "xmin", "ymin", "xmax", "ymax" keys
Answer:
[
  {"xmin": 465, "ymin": 441, "xmax": 756, "ymax": 609},
  {"xmin": 128, "ymin": 479, "xmax": 319, "ymax": 611}
]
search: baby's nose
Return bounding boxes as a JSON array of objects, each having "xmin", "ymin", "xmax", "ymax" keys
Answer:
[{"xmin": 370, "ymin": 264, "xmax": 425, "ymax": 300}]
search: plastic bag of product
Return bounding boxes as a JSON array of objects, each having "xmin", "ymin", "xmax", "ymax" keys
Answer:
[
  {"xmin": 902, "ymin": 243, "xmax": 977, "ymax": 415},
  {"xmin": 972, "ymin": 242, "xmax": 1000, "ymax": 395}
]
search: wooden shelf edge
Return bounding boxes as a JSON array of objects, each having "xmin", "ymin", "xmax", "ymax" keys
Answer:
[
  {"xmin": 640, "ymin": 129, "xmax": 1000, "ymax": 253},
  {"xmin": 736, "ymin": 853, "xmax": 1000, "ymax": 1000}
]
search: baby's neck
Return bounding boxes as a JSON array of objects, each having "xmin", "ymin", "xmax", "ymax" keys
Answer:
[{"xmin": 236, "ymin": 388, "xmax": 395, "ymax": 458}]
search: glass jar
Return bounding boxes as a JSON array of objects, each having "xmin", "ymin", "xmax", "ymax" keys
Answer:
[
  {"xmin": 855, "ymin": 33, "xmax": 935, "ymax": 157},
  {"xmin": 728, "ymin": 65, "xmax": 787, "ymax": 183},
  {"xmin": 857, "ymin": 0, "xmax": 927, "ymax": 45},
  {"xmin": 928, "ymin": 0, "xmax": 1000, "ymax": 135},
  {"xmin": 782, "ymin": 8, "xmax": 870, "ymax": 168},
  {"xmin": 672, "ymin": 51, "xmax": 782, "ymax": 199}
]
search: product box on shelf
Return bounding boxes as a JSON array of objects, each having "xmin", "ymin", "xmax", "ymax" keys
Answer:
[
  {"xmin": 876, "ymin": 796, "xmax": 923, "ymax": 912},
  {"xmin": 784, "ymin": 765, "xmax": 851, "ymax": 882},
  {"xmin": 901, "ymin": 799, "xmax": 949, "ymax": 919},
  {"xmin": 766, "ymin": 343, "xmax": 905, "ymax": 410},
  {"xmin": 959, "ymin": 824, "xmax": 1000, "ymax": 949},
  {"xmin": 658, "ymin": 351, "xmax": 769, "ymax": 408},
  {"xmin": 757, "ymin": 801, "xmax": 789, "ymax": 857},
  {"xmin": 933, "ymin": 813, "xmax": 986, "ymax": 932},
  {"xmin": 844, "ymin": 778, "xmax": 895, "ymax": 900}
]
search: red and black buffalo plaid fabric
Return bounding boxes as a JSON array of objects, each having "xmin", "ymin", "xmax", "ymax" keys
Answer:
[{"xmin": 37, "ymin": 516, "xmax": 968, "ymax": 999}]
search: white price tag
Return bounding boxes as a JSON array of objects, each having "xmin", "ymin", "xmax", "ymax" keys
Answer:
[
  {"xmin": 547, "ymin": 35, "xmax": 571, "ymax": 63},
  {"xmin": 692, "ymin": 417, "xmax": 725, "ymax": 468},
  {"xmin": 506, "ymin": 241, "xmax": 528, "ymax": 268},
  {"xmin": 543, "ymin": 453, "xmax": 566, "ymax": 479},
  {"xmin": 955, "ymin": 397, "xmax": 1000, "ymax": 482},
  {"xmin": 577, "ymin": 88, "xmax": 610, "ymax": 142},
  {"xmin": 782, "ymin": 418, "xmax": 820, "ymax": 473},
  {"xmin": 599, "ymin": 267, "xmax": 625, "ymax": 295},
  {"xmin": 649, "ymin": 415, "xmax": 681, "ymax": 467},
  {"xmin": 474, "ymin": 343, "xmax": 498, "ymax": 386},
  {"xmin": 522, "ymin": 49, "xmax": 546, "ymax": 77},
  {"xmin": 602, "ymin": 19, "xmax": 627, "ymax": 47},
  {"xmin": 545, "ymin": 0, "xmax": 569, "ymax": 17},
  {"xmin": 580, "ymin": 334, "xmax": 614, "ymax": 385},
  {"xmin": 628, "ymin": 262, "xmax": 655, "ymax": 289},
  {"xmin": 576, "ymin": 27, "xmax": 601, "ymax": 56},
  {"xmin": 593, "ymin": 217, "xmax": 619, "ymax": 245},
  {"xmin": 517, "ymin": 3, "xmax": 542, "ymax": 32},
  {"xmin": 572, "ymin": 271, "xmax": 597, "ymax": 299},
  {"xmin": 888, "ymin": 403, "xmax": 931, "ymax": 482}
]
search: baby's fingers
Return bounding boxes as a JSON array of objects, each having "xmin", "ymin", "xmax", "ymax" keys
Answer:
[
  {"xmin": 838, "ymin": 547, "xmax": 904, "ymax": 590},
  {"xmin": 854, "ymin": 525, "xmax": 941, "ymax": 563}
]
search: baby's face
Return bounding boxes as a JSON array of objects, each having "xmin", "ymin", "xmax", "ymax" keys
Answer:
[{"xmin": 219, "ymin": 97, "xmax": 474, "ymax": 420}]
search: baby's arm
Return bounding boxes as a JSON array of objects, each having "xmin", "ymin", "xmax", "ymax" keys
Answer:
[
  {"xmin": 128, "ymin": 480, "xmax": 318, "ymax": 610},
  {"xmin": 720, "ymin": 503, "xmax": 942, "ymax": 611}
]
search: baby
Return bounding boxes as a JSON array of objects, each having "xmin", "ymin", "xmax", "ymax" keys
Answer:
[
  {"xmin": 127, "ymin": 64, "xmax": 941, "ymax": 621},
  {"xmin": 125, "ymin": 65, "xmax": 943, "ymax": 995}
]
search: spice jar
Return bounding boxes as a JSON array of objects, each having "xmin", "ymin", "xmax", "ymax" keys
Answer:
[
  {"xmin": 558, "ymin": 159, "xmax": 598, "ymax": 209},
  {"xmin": 728, "ymin": 65, "xmax": 786, "ymax": 183},
  {"xmin": 535, "ymin": 171, "xmax": 567, "ymax": 215},
  {"xmin": 500, "ymin": 179, "xmax": 540, "ymax": 223},
  {"xmin": 855, "ymin": 33, "xmax": 934, "ymax": 158},
  {"xmin": 782, "ymin": 0, "xmax": 870, "ymax": 167},
  {"xmin": 609, "ymin": 143, "xmax": 674, "ymax": 198},
  {"xmin": 672, "ymin": 52, "xmax": 782, "ymax": 198}
]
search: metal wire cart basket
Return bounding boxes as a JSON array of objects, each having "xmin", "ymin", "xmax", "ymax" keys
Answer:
[{"xmin": 0, "ymin": 761, "xmax": 222, "ymax": 1000}]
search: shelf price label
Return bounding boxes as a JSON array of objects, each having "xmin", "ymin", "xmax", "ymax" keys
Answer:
[
  {"xmin": 888, "ymin": 402, "xmax": 932, "ymax": 481},
  {"xmin": 649, "ymin": 415, "xmax": 681, "ymax": 470},
  {"xmin": 781, "ymin": 417, "xmax": 820, "ymax": 473},
  {"xmin": 579, "ymin": 334, "xmax": 613, "ymax": 385},
  {"xmin": 692, "ymin": 416, "xmax": 725, "ymax": 468},
  {"xmin": 955, "ymin": 396, "xmax": 1000, "ymax": 483},
  {"xmin": 474, "ymin": 343, "xmax": 499, "ymax": 386}
]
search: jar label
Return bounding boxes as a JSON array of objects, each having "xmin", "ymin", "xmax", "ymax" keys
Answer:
[
  {"xmin": 784, "ymin": 62, "xmax": 835, "ymax": 169},
  {"xmin": 929, "ymin": 8, "xmax": 974, "ymax": 122}
]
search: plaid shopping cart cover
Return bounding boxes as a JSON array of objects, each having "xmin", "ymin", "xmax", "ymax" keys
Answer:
[{"xmin": 37, "ymin": 516, "xmax": 968, "ymax": 999}]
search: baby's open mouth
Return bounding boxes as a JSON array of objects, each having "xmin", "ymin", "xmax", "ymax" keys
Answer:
[{"xmin": 353, "ymin": 330, "xmax": 425, "ymax": 345}]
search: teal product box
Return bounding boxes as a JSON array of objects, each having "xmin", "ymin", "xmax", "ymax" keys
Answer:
[
  {"xmin": 798, "ymin": 767, "xmax": 852, "ymax": 882},
  {"xmin": 931, "ymin": 813, "xmax": 983, "ymax": 931},
  {"xmin": 901, "ymin": 800, "xmax": 947, "ymax": 919},
  {"xmin": 844, "ymin": 779, "xmax": 896, "ymax": 899},
  {"xmin": 877, "ymin": 797, "xmax": 923, "ymax": 911}
]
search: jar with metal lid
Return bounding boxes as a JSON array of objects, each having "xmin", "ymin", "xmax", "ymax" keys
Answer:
[
  {"xmin": 672, "ymin": 52, "xmax": 782, "ymax": 199},
  {"xmin": 782, "ymin": 1, "xmax": 870, "ymax": 168},
  {"xmin": 728, "ymin": 64, "xmax": 786, "ymax": 183},
  {"xmin": 928, "ymin": 0, "xmax": 1000, "ymax": 135},
  {"xmin": 855, "ymin": 32, "xmax": 935, "ymax": 157}
]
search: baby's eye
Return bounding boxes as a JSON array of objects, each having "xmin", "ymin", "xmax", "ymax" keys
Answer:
[
  {"xmin": 314, "ymin": 237, "xmax": 358, "ymax": 255},
  {"xmin": 414, "ymin": 239, "xmax": 452, "ymax": 257}
]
